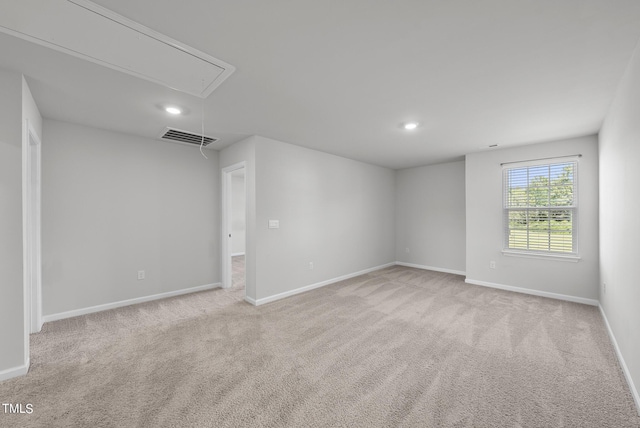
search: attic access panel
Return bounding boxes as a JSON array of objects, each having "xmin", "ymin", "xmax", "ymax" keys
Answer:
[{"xmin": 0, "ymin": 0, "xmax": 235, "ymax": 98}]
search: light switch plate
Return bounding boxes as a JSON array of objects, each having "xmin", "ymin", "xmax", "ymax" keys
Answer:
[{"xmin": 268, "ymin": 219, "xmax": 279, "ymax": 229}]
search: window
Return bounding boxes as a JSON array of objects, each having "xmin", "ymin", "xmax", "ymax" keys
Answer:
[{"xmin": 503, "ymin": 159, "xmax": 577, "ymax": 256}]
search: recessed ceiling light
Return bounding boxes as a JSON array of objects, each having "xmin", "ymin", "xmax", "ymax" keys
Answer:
[
  {"xmin": 165, "ymin": 106, "xmax": 182, "ymax": 115},
  {"xmin": 404, "ymin": 122, "xmax": 419, "ymax": 130}
]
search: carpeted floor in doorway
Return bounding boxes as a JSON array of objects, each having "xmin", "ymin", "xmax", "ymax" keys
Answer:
[
  {"xmin": 232, "ymin": 254, "xmax": 245, "ymax": 290},
  {"xmin": 0, "ymin": 265, "xmax": 638, "ymax": 427}
]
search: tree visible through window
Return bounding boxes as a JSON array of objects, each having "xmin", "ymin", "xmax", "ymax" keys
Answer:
[{"xmin": 503, "ymin": 161, "xmax": 577, "ymax": 255}]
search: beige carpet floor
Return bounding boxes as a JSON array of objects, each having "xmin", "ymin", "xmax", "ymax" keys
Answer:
[
  {"xmin": 232, "ymin": 255, "xmax": 245, "ymax": 290},
  {"xmin": 0, "ymin": 266, "xmax": 638, "ymax": 427}
]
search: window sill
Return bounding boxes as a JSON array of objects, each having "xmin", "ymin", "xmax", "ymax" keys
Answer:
[{"xmin": 502, "ymin": 250, "xmax": 581, "ymax": 262}]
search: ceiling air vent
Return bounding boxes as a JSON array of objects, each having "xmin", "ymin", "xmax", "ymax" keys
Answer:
[{"xmin": 159, "ymin": 127, "xmax": 218, "ymax": 148}]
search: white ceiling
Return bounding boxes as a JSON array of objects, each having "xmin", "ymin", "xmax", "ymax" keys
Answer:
[{"xmin": 2, "ymin": 0, "xmax": 640, "ymax": 169}]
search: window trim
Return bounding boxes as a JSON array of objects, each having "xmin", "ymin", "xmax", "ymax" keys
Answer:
[
  {"xmin": 502, "ymin": 249, "xmax": 581, "ymax": 262},
  {"xmin": 502, "ymin": 157, "xmax": 579, "ymax": 258}
]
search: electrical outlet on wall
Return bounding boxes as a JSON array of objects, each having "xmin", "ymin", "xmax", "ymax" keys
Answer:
[
  {"xmin": 489, "ymin": 261, "xmax": 496, "ymax": 269},
  {"xmin": 309, "ymin": 262, "xmax": 314, "ymax": 270},
  {"xmin": 138, "ymin": 270, "xmax": 145, "ymax": 280},
  {"xmin": 405, "ymin": 248, "xmax": 410, "ymax": 253},
  {"xmin": 603, "ymin": 283, "xmax": 607, "ymax": 294}
]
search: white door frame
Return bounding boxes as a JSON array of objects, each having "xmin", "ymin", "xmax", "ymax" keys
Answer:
[
  {"xmin": 221, "ymin": 161, "xmax": 246, "ymax": 290},
  {"xmin": 23, "ymin": 119, "xmax": 43, "ymax": 336}
]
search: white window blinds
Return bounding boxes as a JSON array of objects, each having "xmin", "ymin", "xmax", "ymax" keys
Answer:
[{"xmin": 503, "ymin": 159, "xmax": 577, "ymax": 255}]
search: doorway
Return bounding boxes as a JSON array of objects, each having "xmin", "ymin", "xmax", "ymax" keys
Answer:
[
  {"xmin": 23, "ymin": 120, "xmax": 42, "ymax": 334},
  {"xmin": 230, "ymin": 169, "xmax": 246, "ymax": 289},
  {"xmin": 221, "ymin": 162, "xmax": 246, "ymax": 295}
]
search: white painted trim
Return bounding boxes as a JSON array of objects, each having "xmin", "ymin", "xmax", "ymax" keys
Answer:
[
  {"xmin": 395, "ymin": 261, "xmax": 466, "ymax": 276},
  {"xmin": 0, "ymin": 361, "xmax": 29, "ymax": 383},
  {"xmin": 42, "ymin": 283, "xmax": 221, "ymax": 323},
  {"xmin": 244, "ymin": 296, "xmax": 257, "ymax": 306},
  {"xmin": 464, "ymin": 278, "xmax": 598, "ymax": 306},
  {"xmin": 253, "ymin": 262, "xmax": 395, "ymax": 306},
  {"xmin": 502, "ymin": 250, "xmax": 580, "ymax": 262},
  {"xmin": 231, "ymin": 252, "xmax": 245, "ymax": 257},
  {"xmin": 23, "ymin": 117, "xmax": 42, "ymax": 376},
  {"xmin": 21, "ymin": 118, "xmax": 30, "ymax": 367},
  {"xmin": 599, "ymin": 304, "xmax": 640, "ymax": 416},
  {"xmin": 23, "ymin": 120, "xmax": 43, "ymax": 335}
]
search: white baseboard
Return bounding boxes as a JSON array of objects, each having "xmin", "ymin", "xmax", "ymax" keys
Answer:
[
  {"xmin": 464, "ymin": 278, "xmax": 599, "ymax": 306},
  {"xmin": 599, "ymin": 304, "xmax": 640, "ymax": 415},
  {"xmin": 396, "ymin": 261, "xmax": 466, "ymax": 276},
  {"xmin": 42, "ymin": 283, "xmax": 222, "ymax": 323},
  {"xmin": 0, "ymin": 360, "xmax": 29, "ymax": 383},
  {"xmin": 244, "ymin": 296, "xmax": 257, "ymax": 306},
  {"xmin": 231, "ymin": 252, "xmax": 245, "ymax": 257},
  {"xmin": 253, "ymin": 262, "xmax": 395, "ymax": 306}
]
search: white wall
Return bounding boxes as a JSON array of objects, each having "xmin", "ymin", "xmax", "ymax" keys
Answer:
[
  {"xmin": 465, "ymin": 136, "xmax": 599, "ymax": 301},
  {"xmin": 41, "ymin": 120, "xmax": 220, "ymax": 317},
  {"xmin": 0, "ymin": 70, "xmax": 26, "ymax": 377},
  {"xmin": 231, "ymin": 173, "xmax": 246, "ymax": 255},
  {"xmin": 395, "ymin": 161, "xmax": 465, "ymax": 274},
  {"xmin": 599, "ymin": 39, "xmax": 640, "ymax": 407},
  {"xmin": 254, "ymin": 136, "xmax": 395, "ymax": 300}
]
